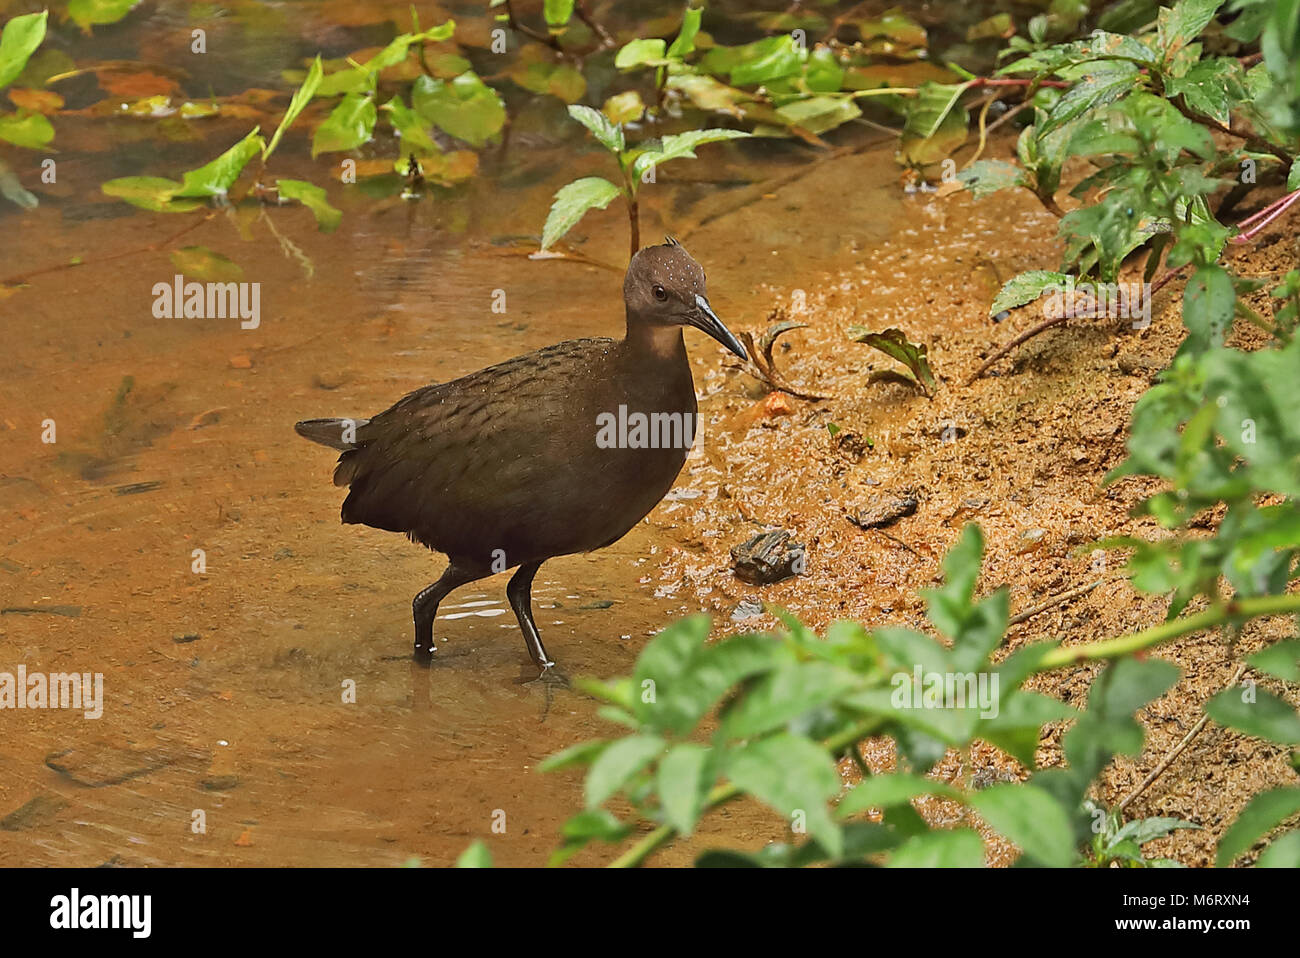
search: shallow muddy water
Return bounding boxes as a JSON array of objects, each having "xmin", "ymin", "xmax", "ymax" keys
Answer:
[
  {"xmin": 6, "ymin": 1, "xmax": 1296, "ymax": 870},
  {"xmin": 0, "ymin": 0, "xmax": 920, "ymax": 867}
]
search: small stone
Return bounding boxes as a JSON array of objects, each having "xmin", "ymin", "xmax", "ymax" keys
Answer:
[
  {"xmin": 730, "ymin": 529, "xmax": 805, "ymax": 585},
  {"xmin": 173, "ymin": 633, "xmax": 200, "ymax": 644},
  {"xmin": 731, "ymin": 597, "xmax": 764, "ymax": 621},
  {"xmin": 848, "ymin": 494, "xmax": 918, "ymax": 530}
]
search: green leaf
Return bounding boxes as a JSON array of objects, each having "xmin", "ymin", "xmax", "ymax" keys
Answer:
[
  {"xmin": 772, "ymin": 95, "xmax": 861, "ymax": 136},
  {"xmin": 1249, "ymin": 640, "xmax": 1300, "ymax": 682},
  {"xmin": 656, "ymin": 743, "xmax": 711, "ymax": 836},
  {"xmin": 311, "ymin": 94, "xmax": 377, "ymax": 156},
  {"xmin": 668, "ymin": 7, "xmax": 703, "ymax": 60},
  {"xmin": 543, "ymin": 0, "xmax": 575, "ymax": 29},
  {"xmin": 381, "ymin": 94, "xmax": 437, "ymax": 156},
  {"xmin": 615, "ymin": 38, "xmax": 668, "ymax": 69},
  {"xmin": 67, "ymin": 0, "xmax": 140, "ymax": 31},
  {"xmin": 584, "ymin": 734, "xmax": 665, "ymax": 808},
  {"xmin": 838, "ymin": 773, "xmax": 962, "ymax": 818},
  {"xmin": 100, "ymin": 176, "xmax": 202, "ymax": 212},
  {"xmin": 652, "ymin": 633, "xmax": 785, "ymax": 735},
  {"xmin": 1216, "ymin": 787, "xmax": 1300, "ymax": 865},
  {"xmin": 276, "ymin": 179, "xmax": 342, "ymax": 232},
  {"xmin": 846, "ymin": 327, "xmax": 936, "ymax": 395},
  {"xmin": 971, "ymin": 783, "xmax": 1077, "ymax": 866},
  {"xmin": 1256, "ymin": 828, "xmax": 1300, "ymax": 867},
  {"xmin": 1038, "ymin": 62, "xmax": 1141, "ymax": 136},
  {"xmin": 1111, "ymin": 815, "xmax": 1199, "ymax": 846},
  {"xmin": 1158, "ymin": 0, "xmax": 1226, "ymax": 64},
  {"xmin": 170, "ymin": 246, "xmax": 243, "ymax": 282},
  {"xmin": 0, "ymin": 10, "xmax": 47, "ymax": 89},
  {"xmin": 957, "ymin": 159, "xmax": 1024, "ymax": 197},
  {"xmin": 454, "ymin": 840, "xmax": 492, "ymax": 867},
  {"xmin": 411, "ymin": 71, "xmax": 506, "ymax": 147},
  {"xmin": 726, "ymin": 734, "xmax": 843, "ymax": 858},
  {"xmin": 888, "ymin": 828, "xmax": 985, "ymax": 867},
  {"xmin": 540, "ymin": 176, "xmax": 622, "ymax": 250},
  {"xmin": 174, "ymin": 128, "xmax": 265, "ymax": 197},
  {"xmin": 566, "ymin": 103, "xmax": 624, "ymax": 154},
  {"xmin": 990, "ymin": 270, "xmax": 1069, "ymax": 316},
  {"xmin": 1181, "ymin": 265, "xmax": 1236, "ymax": 353},
  {"xmin": 539, "ymin": 738, "xmax": 610, "ymax": 773},
  {"xmin": 1206, "ymin": 686, "xmax": 1300, "ymax": 744},
  {"xmin": 0, "ymin": 110, "xmax": 52, "ymax": 149},
  {"xmin": 264, "ymin": 55, "xmax": 322, "ymax": 162},
  {"xmin": 719, "ymin": 661, "xmax": 858, "ymax": 740},
  {"xmin": 629, "ymin": 128, "xmax": 751, "ymax": 181}
]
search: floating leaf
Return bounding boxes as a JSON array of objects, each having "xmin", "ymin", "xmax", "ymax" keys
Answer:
[
  {"xmin": 847, "ymin": 327, "xmax": 936, "ymax": 396},
  {"xmin": 603, "ymin": 91, "xmax": 645, "ymax": 126},
  {"xmin": 382, "ymin": 94, "xmax": 437, "ymax": 156},
  {"xmin": 0, "ymin": 110, "xmax": 52, "ymax": 149},
  {"xmin": 541, "ymin": 176, "xmax": 622, "ymax": 250},
  {"xmin": 276, "ymin": 179, "xmax": 341, "ymax": 232},
  {"xmin": 101, "ymin": 176, "xmax": 201, "ymax": 212},
  {"xmin": 170, "ymin": 246, "xmax": 244, "ymax": 282},
  {"xmin": 411, "ymin": 72, "xmax": 505, "ymax": 147},
  {"xmin": 311, "ymin": 94, "xmax": 377, "ymax": 156},
  {"xmin": 67, "ymin": 0, "xmax": 141, "ymax": 31}
]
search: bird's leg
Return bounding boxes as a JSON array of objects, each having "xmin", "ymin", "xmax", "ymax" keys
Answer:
[
  {"xmin": 413, "ymin": 561, "xmax": 481, "ymax": 660},
  {"xmin": 506, "ymin": 561, "xmax": 558, "ymax": 674}
]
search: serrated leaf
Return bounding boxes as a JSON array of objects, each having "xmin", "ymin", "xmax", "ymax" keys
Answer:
[
  {"xmin": 629, "ymin": 128, "xmax": 751, "ymax": 181},
  {"xmin": 566, "ymin": 103, "xmax": 623, "ymax": 153},
  {"xmin": 540, "ymin": 176, "xmax": 622, "ymax": 250},
  {"xmin": 846, "ymin": 326, "xmax": 936, "ymax": 395},
  {"xmin": 990, "ymin": 270, "xmax": 1069, "ymax": 316}
]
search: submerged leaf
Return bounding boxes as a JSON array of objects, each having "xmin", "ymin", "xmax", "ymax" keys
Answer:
[
  {"xmin": 170, "ymin": 246, "xmax": 244, "ymax": 282},
  {"xmin": 276, "ymin": 179, "xmax": 342, "ymax": 232}
]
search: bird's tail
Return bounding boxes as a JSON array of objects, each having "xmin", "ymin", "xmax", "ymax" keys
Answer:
[{"xmin": 294, "ymin": 417, "xmax": 370, "ymax": 451}]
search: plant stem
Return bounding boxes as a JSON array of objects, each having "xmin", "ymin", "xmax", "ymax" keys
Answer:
[{"xmin": 1036, "ymin": 592, "xmax": 1300, "ymax": 669}]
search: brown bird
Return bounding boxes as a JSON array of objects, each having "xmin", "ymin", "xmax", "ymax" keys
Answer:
[{"xmin": 295, "ymin": 239, "xmax": 746, "ymax": 676}]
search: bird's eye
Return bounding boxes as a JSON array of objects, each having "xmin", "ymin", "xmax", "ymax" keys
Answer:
[{"xmin": 653, "ymin": 284, "xmax": 667, "ymax": 301}]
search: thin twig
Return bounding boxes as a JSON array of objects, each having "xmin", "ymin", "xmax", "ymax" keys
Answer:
[
  {"xmin": 1118, "ymin": 662, "xmax": 1248, "ymax": 812},
  {"xmin": 1009, "ymin": 578, "xmax": 1105, "ymax": 627},
  {"xmin": 965, "ymin": 315, "xmax": 1068, "ymax": 384}
]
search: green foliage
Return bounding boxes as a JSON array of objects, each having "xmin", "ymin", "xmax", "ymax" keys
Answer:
[
  {"xmin": 1082, "ymin": 800, "xmax": 1198, "ymax": 867},
  {"xmin": 541, "ymin": 105, "xmax": 750, "ymax": 253},
  {"xmin": 539, "ymin": 524, "xmax": 1200, "ymax": 868},
  {"xmin": 846, "ymin": 326, "xmax": 938, "ymax": 396},
  {"xmin": 0, "ymin": 10, "xmax": 50, "ymax": 151}
]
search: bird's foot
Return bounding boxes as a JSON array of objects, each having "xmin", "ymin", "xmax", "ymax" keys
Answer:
[{"xmin": 520, "ymin": 661, "xmax": 570, "ymax": 690}]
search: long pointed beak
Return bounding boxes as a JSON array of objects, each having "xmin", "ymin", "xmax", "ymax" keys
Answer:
[{"xmin": 688, "ymin": 295, "xmax": 747, "ymax": 361}]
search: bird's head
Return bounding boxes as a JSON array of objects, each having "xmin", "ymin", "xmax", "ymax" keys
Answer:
[{"xmin": 623, "ymin": 237, "xmax": 747, "ymax": 361}]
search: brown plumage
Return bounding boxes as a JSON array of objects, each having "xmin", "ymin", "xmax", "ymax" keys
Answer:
[{"xmin": 295, "ymin": 240, "xmax": 746, "ymax": 674}]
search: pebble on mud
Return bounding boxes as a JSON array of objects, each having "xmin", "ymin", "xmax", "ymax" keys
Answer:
[
  {"xmin": 848, "ymin": 493, "xmax": 918, "ymax": 530},
  {"xmin": 730, "ymin": 529, "xmax": 805, "ymax": 585}
]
